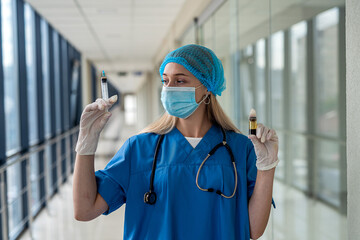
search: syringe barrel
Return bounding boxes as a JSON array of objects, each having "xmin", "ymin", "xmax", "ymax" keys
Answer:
[{"xmin": 101, "ymin": 77, "xmax": 109, "ymax": 100}]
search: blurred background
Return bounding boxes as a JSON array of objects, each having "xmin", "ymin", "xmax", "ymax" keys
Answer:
[{"xmin": 0, "ymin": 0, "xmax": 357, "ymax": 239}]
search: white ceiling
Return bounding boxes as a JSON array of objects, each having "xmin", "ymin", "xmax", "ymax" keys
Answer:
[{"xmin": 25, "ymin": 0, "xmax": 187, "ymax": 77}]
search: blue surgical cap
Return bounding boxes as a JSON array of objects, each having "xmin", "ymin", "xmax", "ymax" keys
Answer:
[{"xmin": 159, "ymin": 44, "xmax": 226, "ymax": 96}]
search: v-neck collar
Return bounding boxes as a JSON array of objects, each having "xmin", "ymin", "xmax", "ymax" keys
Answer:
[{"xmin": 167, "ymin": 124, "xmax": 223, "ymax": 159}]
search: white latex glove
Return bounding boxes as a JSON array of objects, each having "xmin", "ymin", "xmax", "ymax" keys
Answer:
[
  {"xmin": 75, "ymin": 95, "xmax": 118, "ymax": 155},
  {"xmin": 248, "ymin": 123, "xmax": 279, "ymax": 171}
]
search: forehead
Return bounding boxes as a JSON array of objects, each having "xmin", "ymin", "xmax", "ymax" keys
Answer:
[{"xmin": 163, "ymin": 62, "xmax": 193, "ymax": 77}]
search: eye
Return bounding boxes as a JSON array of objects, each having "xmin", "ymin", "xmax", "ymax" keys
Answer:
[
  {"xmin": 162, "ymin": 79, "xmax": 169, "ymax": 85},
  {"xmin": 176, "ymin": 79, "xmax": 185, "ymax": 84}
]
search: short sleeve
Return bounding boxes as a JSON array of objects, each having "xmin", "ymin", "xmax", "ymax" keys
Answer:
[
  {"xmin": 95, "ymin": 138, "xmax": 132, "ymax": 215},
  {"xmin": 246, "ymin": 143, "xmax": 258, "ymax": 200}
]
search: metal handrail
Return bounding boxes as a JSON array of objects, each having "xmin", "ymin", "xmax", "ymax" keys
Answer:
[
  {"xmin": 0, "ymin": 126, "xmax": 79, "ymax": 174},
  {"xmin": 0, "ymin": 126, "xmax": 79, "ymax": 240}
]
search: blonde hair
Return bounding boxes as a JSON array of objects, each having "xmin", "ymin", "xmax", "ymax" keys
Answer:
[{"xmin": 139, "ymin": 93, "xmax": 241, "ymax": 135}]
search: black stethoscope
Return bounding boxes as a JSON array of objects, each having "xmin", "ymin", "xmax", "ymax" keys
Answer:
[{"xmin": 144, "ymin": 127, "xmax": 238, "ymax": 205}]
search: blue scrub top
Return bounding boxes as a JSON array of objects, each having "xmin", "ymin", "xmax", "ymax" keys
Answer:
[{"xmin": 95, "ymin": 124, "xmax": 260, "ymax": 240}]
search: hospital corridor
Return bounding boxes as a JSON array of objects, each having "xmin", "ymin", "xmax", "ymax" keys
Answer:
[{"xmin": 0, "ymin": 0, "xmax": 359, "ymax": 239}]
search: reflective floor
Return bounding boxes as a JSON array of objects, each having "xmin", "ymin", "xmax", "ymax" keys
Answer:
[
  {"xmin": 19, "ymin": 107, "xmax": 347, "ymax": 240},
  {"xmin": 18, "ymin": 176, "xmax": 347, "ymax": 240}
]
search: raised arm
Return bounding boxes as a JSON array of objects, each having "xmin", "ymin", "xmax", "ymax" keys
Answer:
[
  {"xmin": 73, "ymin": 154, "xmax": 108, "ymax": 221},
  {"xmin": 72, "ymin": 96, "xmax": 118, "ymax": 221},
  {"xmin": 248, "ymin": 123, "xmax": 279, "ymax": 239}
]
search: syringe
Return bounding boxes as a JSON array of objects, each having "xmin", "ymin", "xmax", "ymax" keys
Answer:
[
  {"xmin": 101, "ymin": 70, "xmax": 109, "ymax": 100},
  {"xmin": 101, "ymin": 70, "xmax": 109, "ymax": 112}
]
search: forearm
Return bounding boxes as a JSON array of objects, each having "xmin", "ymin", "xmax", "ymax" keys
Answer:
[
  {"xmin": 73, "ymin": 154, "xmax": 98, "ymax": 218},
  {"xmin": 248, "ymin": 168, "xmax": 275, "ymax": 239}
]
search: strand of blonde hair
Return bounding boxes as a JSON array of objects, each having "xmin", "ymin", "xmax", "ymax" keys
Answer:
[{"xmin": 139, "ymin": 94, "xmax": 241, "ymax": 135}]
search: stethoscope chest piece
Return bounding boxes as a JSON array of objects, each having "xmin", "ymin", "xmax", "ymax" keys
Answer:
[{"xmin": 144, "ymin": 191, "xmax": 157, "ymax": 205}]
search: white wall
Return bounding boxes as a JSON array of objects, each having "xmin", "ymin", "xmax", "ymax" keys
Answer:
[{"xmin": 346, "ymin": 0, "xmax": 360, "ymax": 238}]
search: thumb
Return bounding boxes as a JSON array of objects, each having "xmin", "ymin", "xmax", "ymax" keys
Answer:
[{"xmin": 107, "ymin": 95, "xmax": 118, "ymax": 106}]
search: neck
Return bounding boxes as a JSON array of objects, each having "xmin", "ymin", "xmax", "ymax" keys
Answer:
[{"xmin": 176, "ymin": 104, "xmax": 212, "ymax": 138}]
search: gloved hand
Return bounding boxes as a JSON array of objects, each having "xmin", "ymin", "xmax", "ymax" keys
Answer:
[
  {"xmin": 248, "ymin": 123, "xmax": 279, "ymax": 171},
  {"xmin": 75, "ymin": 95, "xmax": 118, "ymax": 155}
]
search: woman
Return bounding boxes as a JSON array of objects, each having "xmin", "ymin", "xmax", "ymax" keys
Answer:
[{"xmin": 73, "ymin": 44, "xmax": 279, "ymax": 240}]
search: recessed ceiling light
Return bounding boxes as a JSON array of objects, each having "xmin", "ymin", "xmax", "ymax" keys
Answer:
[{"xmin": 117, "ymin": 71, "xmax": 128, "ymax": 76}]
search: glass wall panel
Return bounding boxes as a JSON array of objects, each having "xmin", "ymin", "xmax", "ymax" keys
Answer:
[
  {"xmin": 290, "ymin": 21, "xmax": 307, "ymax": 133},
  {"xmin": 239, "ymin": 45, "xmax": 255, "ymax": 131},
  {"xmin": 201, "ymin": 16, "xmax": 214, "ymax": 49},
  {"xmin": 24, "ymin": 3, "xmax": 38, "ymax": 145},
  {"xmin": 1, "ymin": 0, "xmax": 20, "ymax": 154},
  {"xmin": 41, "ymin": 19, "xmax": 51, "ymax": 138},
  {"xmin": 213, "ymin": 1, "xmax": 232, "ymax": 119},
  {"xmin": 270, "ymin": 31, "xmax": 284, "ymax": 129},
  {"xmin": 276, "ymin": 131, "xmax": 285, "ymax": 180},
  {"xmin": 291, "ymin": 135, "xmax": 308, "ymax": 190},
  {"xmin": 255, "ymin": 39, "xmax": 267, "ymax": 125},
  {"xmin": 316, "ymin": 140, "xmax": 341, "ymax": 207},
  {"xmin": 53, "ymin": 30, "xmax": 62, "ymax": 134},
  {"xmin": 7, "ymin": 161, "xmax": 23, "ymax": 239},
  {"xmin": 315, "ymin": 8, "xmax": 339, "ymax": 138},
  {"xmin": 45, "ymin": 144, "xmax": 53, "ymax": 196},
  {"xmin": 181, "ymin": 25, "xmax": 196, "ymax": 45},
  {"xmin": 30, "ymin": 152, "xmax": 40, "ymax": 215}
]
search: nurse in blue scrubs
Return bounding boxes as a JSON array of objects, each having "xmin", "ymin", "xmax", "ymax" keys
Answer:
[{"xmin": 73, "ymin": 44, "xmax": 279, "ymax": 240}]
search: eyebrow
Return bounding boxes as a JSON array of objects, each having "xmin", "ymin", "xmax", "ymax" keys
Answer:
[{"xmin": 162, "ymin": 73, "xmax": 188, "ymax": 77}]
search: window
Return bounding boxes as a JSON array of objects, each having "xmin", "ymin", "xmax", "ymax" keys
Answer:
[
  {"xmin": 201, "ymin": 15, "xmax": 214, "ymax": 48},
  {"xmin": 7, "ymin": 160, "xmax": 23, "ymax": 239},
  {"xmin": 316, "ymin": 140, "xmax": 341, "ymax": 206},
  {"xmin": 276, "ymin": 132, "xmax": 285, "ymax": 180},
  {"xmin": 315, "ymin": 7, "xmax": 342, "ymax": 207},
  {"xmin": 45, "ymin": 144, "xmax": 54, "ymax": 196},
  {"xmin": 255, "ymin": 39, "xmax": 267, "ymax": 124},
  {"xmin": 271, "ymin": 31, "xmax": 284, "ymax": 129},
  {"xmin": 290, "ymin": 22, "xmax": 307, "ymax": 132},
  {"xmin": 315, "ymin": 8, "xmax": 339, "ymax": 138},
  {"xmin": 30, "ymin": 152, "xmax": 41, "ymax": 215},
  {"xmin": 53, "ymin": 30, "xmax": 62, "ymax": 133},
  {"xmin": 239, "ymin": 45, "xmax": 255, "ymax": 131},
  {"xmin": 41, "ymin": 19, "xmax": 51, "ymax": 138},
  {"xmin": 124, "ymin": 94, "xmax": 137, "ymax": 125},
  {"xmin": 61, "ymin": 38, "xmax": 70, "ymax": 130},
  {"xmin": 291, "ymin": 135, "xmax": 308, "ymax": 190},
  {"xmin": 24, "ymin": 3, "xmax": 38, "ymax": 145},
  {"xmin": 1, "ymin": 0, "xmax": 20, "ymax": 154}
]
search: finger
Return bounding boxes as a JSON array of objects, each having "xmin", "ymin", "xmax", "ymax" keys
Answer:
[
  {"xmin": 84, "ymin": 102, "xmax": 99, "ymax": 112},
  {"xmin": 256, "ymin": 123, "xmax": 264, "ymax": 139},
  {"xmin": 96, "ymin": 98, "xmax": 107, "ymax": 111},
  {"xmin": 271, "ymin": 130, "xmax": 279, "ymax": 142},
  {"xmin": 261, "ymin": 127, "xmax": 269, "ymax": 143},
  {"xmin": 267, "ymin": 129, "xmax": 275, "ymax": 141}
]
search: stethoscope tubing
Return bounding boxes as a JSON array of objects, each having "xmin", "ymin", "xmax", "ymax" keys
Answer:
[{"xmin": 144, "ymin": 127, "xmax": 238, "ymax": 204}]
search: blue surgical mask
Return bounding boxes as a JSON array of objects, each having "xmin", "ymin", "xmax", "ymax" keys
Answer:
[{"xmin": 161, "ymin": 86, "xmax": 207, "ymax": 119}]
